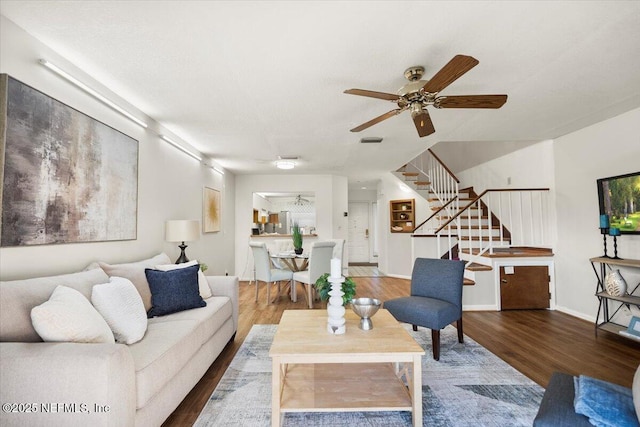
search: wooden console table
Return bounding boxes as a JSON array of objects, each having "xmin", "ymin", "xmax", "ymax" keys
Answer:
[{"xmin": 590, "ymin": 257, "xmax": 640, "ymax": 340}]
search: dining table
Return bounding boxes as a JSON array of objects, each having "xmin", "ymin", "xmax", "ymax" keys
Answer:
[{"xmin": 271, "ymin": 252, "xmax": 309, "ymax": 272}]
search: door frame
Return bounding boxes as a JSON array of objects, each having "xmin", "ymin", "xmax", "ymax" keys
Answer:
[
  {"xmin": 492, "ymin": 258, "xmax": 556, "ymax": 311},
  {"xmin": 347, "ymin": 201, "xmax": 376, "ymax": 264}
]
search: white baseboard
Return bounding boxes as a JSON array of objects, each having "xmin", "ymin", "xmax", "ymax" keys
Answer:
[
  {"xmin": 463, "ymin": 304, "xmax": 499, "ymax": 311},
  {"xmin": 385, "ymin": 273, "xmax": 411, "ymax": 280},
  {"xmin": 555, "ymin": 305, "xmax": 596, "ymax": 323}
]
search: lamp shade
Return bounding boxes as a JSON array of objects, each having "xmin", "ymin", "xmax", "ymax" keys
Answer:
[{"xmin": 165, "ymin": 220, "xmax": 200, "ymax": 242}]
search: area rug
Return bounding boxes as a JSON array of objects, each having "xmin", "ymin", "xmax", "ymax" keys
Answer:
[{"xmin": 194, "ymin": 324, "xmax": 543, "ymax": 426}]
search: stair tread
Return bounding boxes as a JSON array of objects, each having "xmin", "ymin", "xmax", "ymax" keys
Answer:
[
  {"xmin": 438, "ymin": 215, "xmax": 489, "ymax": 219},
  {"xmin": 463, "ymin": 278, "xmax": 475, "ymax": 286},
  {"xmin": 459, "ymin": 236, "xmax": 510, "ymax": 241},
  {"xmin": 403, "ymin": 172, "xmax": 419, "ymax": 176},
  {"xmin": 444, "ymin": 225, "xmax": 499, "ymax": 229},
  {"xmin": 460, "ymin": 247, "xmax": 554, "ymax": 257},
  {"xmin": 466, "ymin": 263, "xmax": 493, "ymax": 271},
  {"xmin": 431, "ymin": 206, "xmax": 478, "ymax": 211}
]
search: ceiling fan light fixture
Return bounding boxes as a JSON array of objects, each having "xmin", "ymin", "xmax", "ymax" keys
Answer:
[
  {"xmin": 275, "ymin": 160, "xmax": 295, "ymax": 170},
  {"xmin": 293, "ymin": 195, "xmax": 311, "ymax": 205},
  {"xmin": 410, "ymin": 103, "xmax": 424, "ymax": 118},
  {"xmin": 344, "ymin": 54, "xmax": 507, "ymax": 138}
]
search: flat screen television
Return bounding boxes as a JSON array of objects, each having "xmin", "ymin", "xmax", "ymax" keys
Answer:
[{"xmin": 597, "ymin": 171, "xmax": 640, "ymax": 234}]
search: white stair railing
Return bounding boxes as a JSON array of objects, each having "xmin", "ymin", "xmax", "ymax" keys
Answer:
[
  {"xmin": 434, "ymin": 188, "xmax": 551, "ymax": 262},
  {"xmin": 405, "ymin": 149, "xmax": 460, "ymax": 235}
]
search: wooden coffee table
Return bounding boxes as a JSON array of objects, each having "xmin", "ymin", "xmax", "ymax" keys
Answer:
[{"xmin": 269, "ymin": 309, "xmax": 424, "ymax": 427}]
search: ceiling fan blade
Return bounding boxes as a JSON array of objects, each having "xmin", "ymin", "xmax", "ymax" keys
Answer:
[
  {"xmin": 344, "ymin": 89, "xmax": 400, "ymax": 101},
  {"xmin": 422, "ymin": 55, "xmax": 479, "ymax": 93},
  {"xmin": 412, "ymin": 110, "xmax": 436, "ymax": 137},
  {"xmin": 436, "ymin": 94, "xmax": 508, "ymax": 109},
  {"xmin": 350, "ymin": 109, "xmax": 402, "ymax": 132}
]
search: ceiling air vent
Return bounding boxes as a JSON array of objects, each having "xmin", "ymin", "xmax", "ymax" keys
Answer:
[{"xmin": 360, "ymin": 137, "xmax": 383, "ymax": 143}]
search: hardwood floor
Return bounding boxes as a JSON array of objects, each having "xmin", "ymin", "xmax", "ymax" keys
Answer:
[{"xmin": 163, "ymin": 276, "xmax": 640, "ymax": 426}]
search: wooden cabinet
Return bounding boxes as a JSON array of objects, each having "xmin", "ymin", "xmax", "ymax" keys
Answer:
[
  {"xmin": 500, "ymin": 265, "xmax": 550, "ymax": 310},
  {"xmin": 389, "ymin": 199, "xmax": 415, "ymax": 233},
  {"xmin": 590, "ymin": 257, "xmax": 640, "ymax": 341}
]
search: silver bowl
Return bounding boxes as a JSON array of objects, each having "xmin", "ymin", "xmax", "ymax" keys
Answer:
[{"xmin": 350, "ymin": 298, "xmax": 382, "ymax": 330}]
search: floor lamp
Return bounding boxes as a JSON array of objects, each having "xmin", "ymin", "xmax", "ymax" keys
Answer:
[{"xmin": 165, "ymin": 220, "xmax": 200, "ymax": 263}]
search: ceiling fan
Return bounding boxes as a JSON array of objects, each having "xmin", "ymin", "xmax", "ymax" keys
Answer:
[
  {"xmin": 344, "ymin": 55, "xmax": 508, "ymax": 137},
  {"xmin": 293, "ymin": 195, "xmax": 311, "ymax": 206}
]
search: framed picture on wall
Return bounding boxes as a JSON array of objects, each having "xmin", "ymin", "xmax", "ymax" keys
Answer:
[
  {"xmin": 0, "ymin": 74, "xmax": 139, "ymax": 247},
  {"xmin": 597, "ymin": 171, "xmax": 640, "ymax": 235},
  {"xmin": 203, "ymin": 187, "xmax": 221, "ymax": 233}
]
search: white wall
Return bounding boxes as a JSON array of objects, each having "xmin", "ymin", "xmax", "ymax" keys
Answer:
[
  {"xmin": 0, "ymin": 16, "xmax": 235, "ymax": 280},
  {"xmin": 332, "ymin": 175, "xmax": 349, "ymax": 243},
  {"xmin": 377, "ymin": 173, "xmax": 431, "ymax": 278},
  {"xmin": 452, "ymin": 141, "xmax": 558, "ymax": 308},
  {"xmin": 234, "ymin": 174, "xmax": 348, "ymax": 280},
  {"xmin": 553, "ymin": 107, "xmax": 640, "ymax": 320},
  {"xmin": 457, "ymin": 139, "xmax": 556, "ymax": 192},
  {"xmin": 453, "ymin": 111, "xmax": 640, "ymax": 319}
]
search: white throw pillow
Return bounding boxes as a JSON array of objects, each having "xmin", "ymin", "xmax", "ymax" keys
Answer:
[
  {"xmin": 92, "ymin": 277, "xmax": 148, "ymax": 344},
  {"xmin": 98, "ymin": 253, "xmax": 172, "ymax": 311},
  {"xmin": 31, "ymin": 285, "xmax": 115, "ymax": 344},
  {"xmin": 154, "ymin": 260, "xmax": 212, "ymax": 299}
]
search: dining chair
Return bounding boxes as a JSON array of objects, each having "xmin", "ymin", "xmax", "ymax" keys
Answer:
[
  {"xmin": 384, "ymin": 257, "xmax": 465, "ymax": 360},
  {"xmin": 292, "ymin": 241, "xmax": 336, "ymax": 309},
  {"xmin": 249, "ymin": 242, "xmax": 293, "ymax": 304},
  {"xmin": 271, "ymin": 239, "xmax": 294, "ymax": 270}
]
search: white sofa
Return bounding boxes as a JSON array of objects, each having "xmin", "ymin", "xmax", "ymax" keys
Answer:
[{"xmin": 0, "ymin": 254, "xmax": 239, "ymax": 427}]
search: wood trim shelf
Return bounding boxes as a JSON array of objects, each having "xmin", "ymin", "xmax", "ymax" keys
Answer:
[
  {"xmin": 589, "ymin": 257, "xmax": 640, "ymax": 268},
  {"xmin": 280, "ymin": 363, "xmax": 412, "ymax": 412},
  {"xmin": 596, "ymin": 291, "xmax": 640, "ymax": 305},
  {"xmin": 390, "ymin": 199, "xmax": 415, "ymax": 233}
]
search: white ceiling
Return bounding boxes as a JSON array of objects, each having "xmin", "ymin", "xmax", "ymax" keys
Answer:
[{"xmin": 2, "ymin": 1, "xmax": 639, "ymax": 188}]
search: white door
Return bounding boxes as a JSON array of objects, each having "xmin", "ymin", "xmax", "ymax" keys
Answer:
[{"xmin": 348, "ymin": 202, "xmax": 370, "ymax": 263}]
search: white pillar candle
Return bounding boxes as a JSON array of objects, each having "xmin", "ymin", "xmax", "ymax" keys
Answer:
[{"xmin": 330, "ymin": 258, "xmax": 341, "ymax": 278}]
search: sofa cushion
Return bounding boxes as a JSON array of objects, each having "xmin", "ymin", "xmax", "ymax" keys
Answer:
[
  {"xmin": 633, "ymin": 364, "xmax": 640, "ymax": 423},
  {"xmin": 533, "ymin": 372, "xmax": 592, "ymax": 427},
  {"xmin": 574, "ymin": 374, "xmax": 636, "ymax": 427},
  {"xmin": 0, "ymin": 268, "xmax": 110, "ymax": 342},
  {"xmin": 98, "ymin": 253, "xmax": 171, "ymax": 311},
  {"xmin": 92, "ymin": 277, "xmax": 148, "ymax": 344},
  {"xmin": 31, "ymin": 285, "xmax": 115, "ymax": 344},
  {"xmin": 154, "ymin": 260, "xmax": 212, "ymax": 299},
  {"xmin": 128, "ymin": 296, "xmax": 232, "ymax": 409},
  {"xmin": 150, "ymin": 296, "xmax": 232, "ymax": 347},
  {"xmin": 145, "ymin": 265, "xmax": 206, "ymax": 317}
]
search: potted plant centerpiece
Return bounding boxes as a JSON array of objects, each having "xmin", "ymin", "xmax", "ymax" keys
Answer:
[
  {"xmin": 292, "ymin": 223, "xmax": 303, "ymax": 255},
  {"xmin": 314, "ymin": 273, "xmax": 356, "ymax": 306}
]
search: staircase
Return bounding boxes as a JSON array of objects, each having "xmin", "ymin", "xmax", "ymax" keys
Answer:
[{"xmin": 394, "ymin": 149, "xmax": 552, "ymax": 286}]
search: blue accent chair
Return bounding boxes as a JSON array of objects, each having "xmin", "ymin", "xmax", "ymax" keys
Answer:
[{"xmin": 384, "ymin": 257, "xmax": 465, "ymax": 360}]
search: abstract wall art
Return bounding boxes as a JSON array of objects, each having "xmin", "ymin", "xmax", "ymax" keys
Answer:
[
  {"xmin": 203, "ymin": 187, "xmax": 221, "ymax": 233},
  {"xmin": 0, "ymin": 74, "xmax": 138, "ymax": 247}
]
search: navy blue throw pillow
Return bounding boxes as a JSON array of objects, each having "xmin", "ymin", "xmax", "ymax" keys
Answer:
[{"xmin": 145, "ymin": 264, "xmax": 206, "ymax": 317}]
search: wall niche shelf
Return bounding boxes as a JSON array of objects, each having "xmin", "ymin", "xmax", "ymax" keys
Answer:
[
  {"xmin": 390, "ymin": 199, "xmax": 415, "ymax": 233},
  {"xmin": 590, "ymin": 256, "xmax": 640, "ymax": 340}
]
